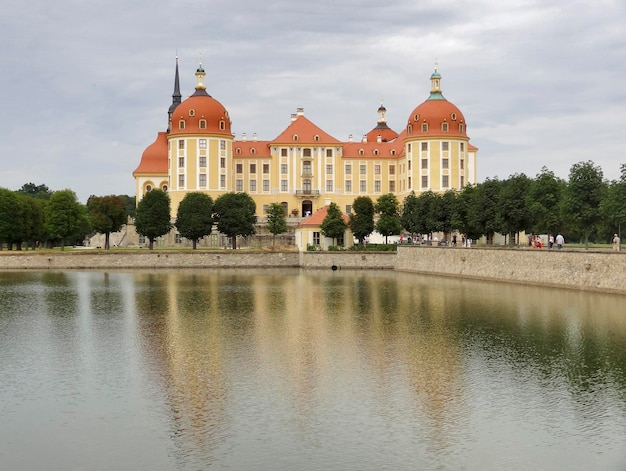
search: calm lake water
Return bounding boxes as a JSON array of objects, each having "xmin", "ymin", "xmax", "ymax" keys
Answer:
[{"xmin": 1, "ymin": 269, "xmax": 625, "ymax": 470}]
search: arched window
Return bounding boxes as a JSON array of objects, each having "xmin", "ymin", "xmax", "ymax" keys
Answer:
[
  {"xmin": 219, "ymin": 120, "xmax": 225, "ymax": 130},
  {"xmin": 293, "ymin": 134, "xmax": 299, "ymax": 142}
]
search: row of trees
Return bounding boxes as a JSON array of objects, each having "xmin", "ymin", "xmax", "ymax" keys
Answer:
[
  {"xmin": 329, "ymin": 161, "xmax": 625, "ymax": 248},
  {"xmin": 0, "ymin": 184, "xmax": 133, "ymax": 251}
]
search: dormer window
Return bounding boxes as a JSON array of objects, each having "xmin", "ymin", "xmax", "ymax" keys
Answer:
[
  {"xmin": 407, "ymin": 124, "xmax": 413, "ymax": 134},
  {"xmin": 459, "ymin": 124, "xmax": 464, "ymax": 133},
  {"xmin": 373, "ymin": 149, "xmax": 379, "ymax": 156},
  {"xmin": 442, "ymin": 122, "xmax": 448, "ymax": 132},
  {"xmin": 421, "ymin": 123, "xmax": 428, "ymax": 132},
  {"xmin": 293, "ymin": 134, "xmax": 299, "ymax": 142},
  {"xmin": 451, "ymin": 113, "xmax": 457, "ymax": 121},
  {"xmin": 359, "ymin": 149, "xmax": 364, "ymax": 156},
  {"xmin": 314, "ymin": 135, "xmax": 320, "ymax": 142},
  {"xmin": 189, "ymin": 109, "xmax": 196, "ymax": 117},
  {"xmin": 236, "ymin": 147, "xmax": 242, "ymax": 154},
  {"xmin": 390, "ymin": 149, "xmax": 396, "ymax": 156},
  {"xmin": 199, "ymin": 119, "xmax": 206, "ymax": 129},
  {"xmin": 251, "ymin": 148, "xmax": 256, "ymax": 154},
  {"xmin": 414, "ymin": 114, "xmax": 419, "ymax": 121},
  {"xmin": 219, "ymin": 120, "xmax": 225, "ymax": 130},
  {"xmin": 179, "ymin": 120, "xmax": 185, "ymax": 130}
]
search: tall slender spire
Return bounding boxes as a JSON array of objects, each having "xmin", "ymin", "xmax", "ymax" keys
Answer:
[{"xmin": 167, "ymin": 56, "xmax": 182, "ymax": 131}]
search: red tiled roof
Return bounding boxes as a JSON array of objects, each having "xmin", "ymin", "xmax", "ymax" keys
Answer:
[
  {"xmin": 272, "ymin": 114, "xmax": 341, "ymax": 145},
  {"xmin": 133, "ymin": 132, "xmax": 168, "ymax": 175},
  {"xmin": 298, "ymin": 205, "xmax": 350, "ymax": 227},
  {"xmin": 342, "ymin": 140, "xmax": 403, "ymax": 159},
  {"xmin": 233, "ymin": 140, "xmax": 272, "ymax": 158}
]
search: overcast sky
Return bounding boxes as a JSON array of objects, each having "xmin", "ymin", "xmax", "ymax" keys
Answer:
[{"xmin": 2, "ymin": 0, "xmax": 625, "ymax": 202}]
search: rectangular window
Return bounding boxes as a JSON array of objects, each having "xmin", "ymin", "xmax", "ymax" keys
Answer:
[
  {"xmin": 263, "ymin": 163, "xmax": 270, "ymax": 174},
  {"xmin": 421, "ymin": 175, "xmax": 428, "ymax": 188},
  {"xmin": 345, "ymin": 164, "xmax": 352, "ymax": 174},
  {"xmin": 303, "ymin": 148, "xmax": 311, "ymax": 157},
  {"xmin": 460, "ymin": 142, "xmax": 465, "ymax": 152},
  {"xmin": 199, "ymin": 156, "xmax": 207, "ymax": 167},
  {"xmin": 250, "ymin": 163, "xmax": 256, "ymax": 174},
  {"xmin": 345, "ymin": 205, "xmax": 351, "ymax": 214},
  {"xmin": 345, "ymin": 180, "xmax": 352, "ymax": 192},
  {"xmin": 263, "ymin": 179, "xmax": 269, "ymax": 191},
  {"xmin": 199, "ymin": 139, "xmax": 207, "ymax": 149},
  {"xmin": 220, "ymin": 140, "xmax": 226, "ymax": 150},
  {"xmin": 421, "ymin": 158, "xmax": 428, "ymax": 169},
  {"xmin": 442, "ymin": 122, "xmax": 448, "ymax": 132},
  {"xmin": 178, "ymin": 140, "xmax": 185, "ymax": 149},
  {"xmin": 178, "ymin": 174, "xmax": 185, "ymax": 188},
  {"xmin": 236, "ymin": 163, "xmax": 243, "ymax": 173},
  {"xmin": 421, "ymin": 142, "xmax": 428, "ymax": 152},
  {"xmin": 178, "ymin": 157, "xmax": 184, "ymax": 168},
  {"xmin": 281, "ymin": 148, "xmax": 288, "ymax": 157},
  {"xmin": 461, "ymin": 176, "xmax": 465, "ymax": 187},
  {"xmin": 236, "ymin": 179, "xmax": 243, "ymax": 191},
  {"xmin": 326, "ymin": 164, "xmax": 333, "ymax": 174},
  {"xmin": 199, "ymin": 173, "xmax": 207, "ymax": 187},
  {"xmin": 360, "ymin": 180, "xmax": 366, "ymax": 192},
  {"xmin": 360, "ymin": 164, "xmax": 366, "ymax": 175},
  {"xmin": 421, "ymin": 123, "xmax": 428, "ymax": 132},
  {"xmin": 408, "ymin": 160, "xmax": 411, "ymax": 171},
  {"xmin": 263, "ymin": 204, "xmax": 269, "ymax": 214},
  {"xmin": 249, "ymin": 180, "xmax": 257, "ymax": 192},
  {"xmin": 460, "ymin": 159, "xmax": 465, "ymax": 170},
  {"xmin": 374, "ymin": 180, "xmax": 381, "ymax": 192},
  {"xmin": 389, "ymin": 180, "xmax": 395, "ymax": 192},
  {"xmin": 326, "ymin": 180, "xmax": 333, "ymax": 192},
  {"xmin": 442, "ymin": 142, "xmax": 449, "ymax": 151},
  {"xmin": 220, "ymin": 175, "xmax": 226, "ymax": 188},
  {"xmin": 407, "ymin": 143, "xmax": 412, "ymax": 152},
  {"xmin": 408, "ymin": 176, "xmax": 411, "ymax": 188},
  {"xmin": 313, "ymin": 232, "xmax": 320, "ymax": 245},
  {"xmin": 374, "ymin": 164, "xmax": 381, "ymax": 175},
  {"xmin": 175, "ymin": 233, "xmax": 182, "ymax": 244},
  {"xmin": 281, "ymin": 163, "xmax": 288, "ymax": 174},
  {"xmin": 326, "ymin": 149, "xmax": 333, "ymax": 157},
  {"xmin": 389, "ymin": 165, "xmax": 395, "ymax": 175},
  {"xmin": 281, "ymin": 179, "xmax": 288, "ymax": 191},
  {"xmin": 442, "ymin": 158, "xmax": 449, "ymax": 169},
  {"xmin": 220, "ymin": 157, "xmax": 226, "ymax": 169},
  {"xmin": 442, "ymin": 175, "xmax": 449, "ymax": 188}
]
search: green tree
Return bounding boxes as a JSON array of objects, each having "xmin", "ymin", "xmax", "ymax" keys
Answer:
[
  {"xmin": 175, "ymin": 192, "xmax": 214, "ymax": 249},
  {"xmin": 474, "ymin": 178, "xmax": 501, "ymax": 244},
  {"xmin": 87, "ymin": 195, "xmax": 128, "ymax": 250},
  {"xmin": 321, "ymin": 202, "xmax": 347, "ymax": 246},
  {"xmin": 600, "ymin": 163, "xmax": 626, "ymax": 241},
  {"xmin": 16, "ymin": 182, "xmax": 53, "ymax": 200},
  {"xmin": 350, "ymin": 196, "xmax": 375, "ymax": 245},
  {"xmin": 497, "ymin": 173, "xmax": 532, "ymax": 245},
  {"xmin": 0, "ymin": 188, "xmax": 23, "ymax": 250},
  {"xmin": 118, "ymin": 194, "xmax": 137, "ymax": 219},
  {"xmin": 561, "ymin": 161, "xmax": 607, "ymax": 249},
  {"xmin": 527, "ymin": 167, "xmax": 564, "ymax": 235},
  {"xmin": 135, "ymin": 189, "xmax": 172, "ymax": 250},
  {"xmin": 45, "ymin": 190, "xmax": 85, "ymax": 250},
  {"xmin": 213, "ymin": 192, "xmax": 257, "ymax": 249},
  {"xmin": 16, "ymin": 195, "xmax": 45, "ymax": 250},
  {"xmin": 266, "ymin": 202, "xmax": 288, "ymax": 247},
  {"xmin": 453, "ymin": 184, "xmax": 482, "ymax": 241},
  {"xmin": 375, "ymin": 193, "xmax": 402, "ymax": 243}
]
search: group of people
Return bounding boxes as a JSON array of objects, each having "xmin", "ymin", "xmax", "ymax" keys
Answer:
[{"xmin": 529, "ymin": 233, "xmax": 565, "ymax": 249}]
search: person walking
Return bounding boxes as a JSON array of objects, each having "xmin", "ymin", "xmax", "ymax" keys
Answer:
[
  {"xmin": 613, "ymin": 233, "xmax": 621, "ymax": 251},
  {"xmin": 555, "ymin": 233, "xmax": 564, "ymax": 249}
]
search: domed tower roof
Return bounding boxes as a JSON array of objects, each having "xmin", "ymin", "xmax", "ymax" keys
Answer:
[
  {"xmin": 405, "ymin": 67, "xmax": 467, "ymax": 139},
  {"xmin": 169, "ymin": 63, "xmax": 232, "ymax": 136},
  {"xmin": 365, "ymin": 100, "xmax": 399, "ymax": 143}
]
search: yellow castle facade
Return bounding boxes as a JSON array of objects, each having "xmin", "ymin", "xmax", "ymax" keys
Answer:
[{"xmin": 133, "ymin": 60, "xmax": 477, "ymax": 220}]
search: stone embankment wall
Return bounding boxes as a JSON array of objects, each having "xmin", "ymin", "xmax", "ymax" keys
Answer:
[
  {"xmin": 1, "ymin": 248, "xmax": 624, "ymax": 293},
  {"xmin": 0, "ymin": 251, "xmax": 300, "ymax": 270},
  {"xmin": 396, "ymin": 246, "xmax": 626, "ymax": 294}
]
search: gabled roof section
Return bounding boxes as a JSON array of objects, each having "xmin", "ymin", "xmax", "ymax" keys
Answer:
[
  {"xmin": 342, "ymin": 140, "xmax": 404, "ymax": 160},
  {"xmin": 233, "ymin": 140, "xmax": 272, "ymax": 158},
  {"xmin": 298, "ymin": 205, "xmax": 349, "ymax": 228},
  {"xmin": 272, "ymin": 111, "xmax": 341, "ymax": 145}
]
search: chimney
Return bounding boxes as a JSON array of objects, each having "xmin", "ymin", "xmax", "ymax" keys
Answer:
[
  {"xmin": 253, "ymin": 133, "xmax": 258, "ymax": 142},
  {"xmin": 362, "ymin": 135, "xmax": 367, "ymax": 143},
  {"xmin": 377, "ymin": 135, "xmax": 382, "ymax": 143},
  {"xmin": 290, "ymin": 113, "xmax": 297, "ymax": 122},
  {"xmin": 296, "ymin": 107, "xmax": 304, "ymax": 116},
  {"xmin": 348, "ymin": 134, "xmax": 353, "ymax": 142},
  {"xmin": 242, "ymin": 132, "xmax": 247, "ymax": 141}
]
